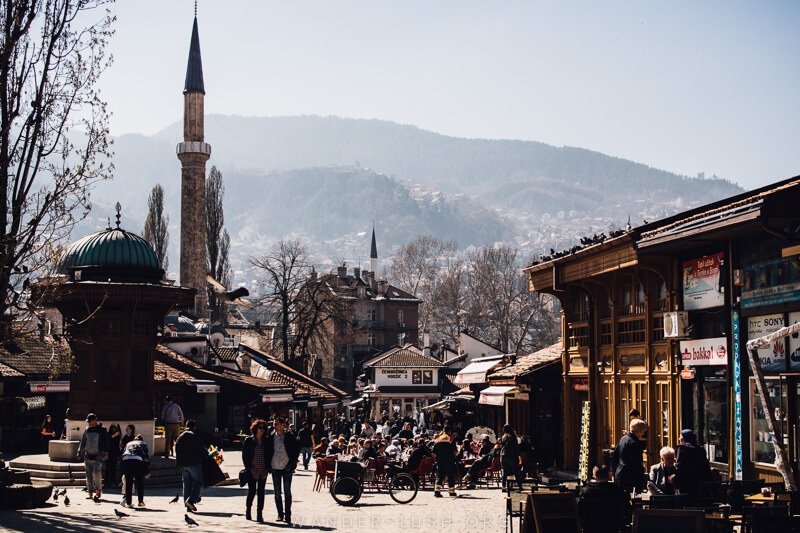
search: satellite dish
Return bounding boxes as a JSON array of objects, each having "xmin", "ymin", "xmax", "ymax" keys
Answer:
[{"xmin": 210, "ymin": 332, "xmax": 225, "ymax": 348}]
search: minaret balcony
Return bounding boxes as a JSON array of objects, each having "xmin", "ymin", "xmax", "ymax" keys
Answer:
[{"xmin": 176, "ymin": 141, "xmax": 211, "ymax": 156}]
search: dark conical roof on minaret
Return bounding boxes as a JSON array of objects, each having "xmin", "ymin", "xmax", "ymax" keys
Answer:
[
  {"xmin": 183, "ymin": 17, "xmax": 205, "ymax": 94},
  {"xmin": 370, "ymin": 226, "xmax": 378, "ymax": 259}
]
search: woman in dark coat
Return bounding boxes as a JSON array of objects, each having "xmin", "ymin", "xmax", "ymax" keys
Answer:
[
  {"xmin": 242, "ymin": 419, "xmax": 269, "ymax": 522},
  {"xmin": 105, "ymin": 423, "xmax": 122, "ymax": 488},
  {"xmin": 40, "ymin": 414, "xmax": 56, "ymax": 453},
  {"xmin": 674, "ymin": 429, "xmax": 711, "ymax": 502}
]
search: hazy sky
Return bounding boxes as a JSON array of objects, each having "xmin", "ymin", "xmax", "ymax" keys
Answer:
[{"xmin": 100, "ymin": 1, "xmax": 800, "ymax": 189}]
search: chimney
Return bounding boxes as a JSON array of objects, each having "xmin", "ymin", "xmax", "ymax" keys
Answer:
[
  {"xmin": 353, "ymin": 267, "xmax": 361, "ymax": 279},
  {"xmin": 422, "ymin": 333, "xmax": 431, "ymax": 357},
  {"xmin": 377, "ymin": 280, "xmax": 387, "ymax": 294},
  {"xmin": 368, "ymin": 271, "xmax": 376, "ymax": 291},
  {"xmin": 337, "ymin": 265, "xmax": 347, "ymax": 278}
]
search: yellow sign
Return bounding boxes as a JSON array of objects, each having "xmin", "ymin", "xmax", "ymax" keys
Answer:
[{"xmin": 578, "ymin": 401, "xmax": 591, "ymax": 484}]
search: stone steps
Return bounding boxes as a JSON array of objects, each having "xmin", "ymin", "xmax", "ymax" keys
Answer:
[{"xmin": 9, "ymin": 454, "xmax": 182, "ymax": 488}]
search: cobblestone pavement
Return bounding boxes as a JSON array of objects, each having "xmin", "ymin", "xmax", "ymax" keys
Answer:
[{"xmin": 0, "ymin": 458, "xmax": 507, "ymax": 533}]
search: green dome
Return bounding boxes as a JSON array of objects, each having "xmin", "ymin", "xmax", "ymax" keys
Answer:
[{"xmin": 59, "ymin": 226, "xmax": 163, "ymax": 282}]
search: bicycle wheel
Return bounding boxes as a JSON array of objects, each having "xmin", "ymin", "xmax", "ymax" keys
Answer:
[
  {"xmin": 388, "ymin": 473, "xmax": 418, "ymax": 504},
  {"xmin": 331, "ymin": 476, "xmax": 362, "ymax": 506}
]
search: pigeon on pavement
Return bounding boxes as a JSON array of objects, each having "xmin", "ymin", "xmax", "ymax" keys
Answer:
[
  {"xmin": 64, "ymin": 495, "xmax": 70, "ymax": 506},
  {"xmin": 115, "ymin": 508, "xmax": 129, "ymax": 518},
  {"xmin": 185, "ymin": 514, "xmax": 198, "ymax": 527},
  {"xmin": 169, "ymin": 493, "xmax": 180, "ymax": 504},
  {"xmin": 53, "ymin": 491, "xmax": 59, "ymax": 501}
]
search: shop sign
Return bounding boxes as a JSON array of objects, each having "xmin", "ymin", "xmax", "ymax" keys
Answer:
[
  {"xmin": 380, "ymin": 369, "xmax": 408, "ymax": 379},
  {"xmin": 683, "ymin": 253, "xmax": 725, "ymax": 310},
  {"xmin": 28, "ymin": 381, "xmax": 70, "ymax": 393},
  {"xmin": 195, "ymin": 384, "xmax": 220, "ymax": 394},
  {"xmin": 748, "ymin": 314, "xmax": 785, "ymax": 372},
  {"xmin": 732, "ymin": 311, "xmax": 743, "ymax": 480},
  {"xmin": 788, "ymin": 311, "xmax": 800, "ymax": 372},
  {"xmin": 741, "ymin": 255, "xmax": 800, "ymax": 309},
  {"xmin": 680, "ymin": 367, "xmax": 696, "ymax": 380},
  {"xmin": 620, "ymin": 354, "xmax": 646, "ymax": 367},
  {"xmin": 573, "ymin": 377, "xmax": 589, "ymax": 391},
  {"xmin": 679, "ymin": 338, "xmax": 728, "ymax": 366},
  {"xmin": 261, "ymin": 393, "xmax": 293, "ymax": 403}
]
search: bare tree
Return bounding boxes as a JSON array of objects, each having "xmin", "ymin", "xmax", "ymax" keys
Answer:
[
  {"xmin": 0, "ymin": 0, "xmax": 115, "ymax": 334},
  {"xmin": 389, "ymin": 235, "xmax": 456, "ymax": 332},
  {"xmin": 251, "ymin": 240, "xmax": 350, "ymax": 370},
  {"xmin": 466, "ymin": 245, "xmax": 559, "ymax": 353},
  {"xmin": 428, "ymin": 257, "xmax": 467, "ymax": 346},
  {"xmin": 143, "ymin": 184, "xmax": 169, "ymax": 270}
]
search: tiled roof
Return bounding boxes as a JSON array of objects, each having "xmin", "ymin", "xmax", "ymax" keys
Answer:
[
  {"xmin": 0, "ymin": 332, "xmax": 72, "ymax": 378},
  {"xmin": 0, "ymin": 361, "xmax": 24, "ymax": 378},
  {"xmin": 363, "ymin": 345, "xmax": 443, "ymax": 368},
  {"xmin": 488, "ymin": 343, "xmax": 562, "ymax": 381},
  {"xmin": 213, "ymin": 346, "xmax": 239, "ymax": 362},
  {"xmin": 154, "ymin": 359, "xmax": 194, "ymax": 384},
  {"xmin": 156, "ymin": 345, "xmax": 288, "ymax": 392}
]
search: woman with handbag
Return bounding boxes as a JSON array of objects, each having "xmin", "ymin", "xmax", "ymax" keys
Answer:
[
  {"xmin": 120, "ymin": 433, "xmax": 150, "ymax": 508},
  {"xmin": 242, "ymin": 419, "xmax": 269, "ymax": 522}
]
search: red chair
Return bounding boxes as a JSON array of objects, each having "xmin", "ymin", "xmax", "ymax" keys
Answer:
[
  {"xmin": 408, "ymin": 457, "xmax": 436, "ymax": 489},
  {"xmin": 313, "ymin": 457, "xmax": 336, "ymax": 491},
  {"xmin": 479, "ymin": 456, "xmax": 503, "ymax": 487}
]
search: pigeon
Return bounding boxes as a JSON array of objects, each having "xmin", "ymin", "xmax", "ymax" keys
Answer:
[
  {"xmin": 115, "ymin": 508, "xmax": 129, "ymax": 518},
  {"xmin": 64, "ymin": 495, "xmax": 70, "ymax": 506},
  {"xmin": 53, "ymin": 491, "xmax": 59, "ymax": 501},
  {"xmin": 59, "ymin": 488, "xmax": 68, "ymax": 496},
  {"xmin": 93, "ymin": 494, "xmax": 101, "ymax": 503},
  {"xmin": 185, "ymin": 514, "xmax": 198, "ymax": 526},
  {"xmin": 169, "ymin": 494, "xmax": 180, "ymax": 504}
]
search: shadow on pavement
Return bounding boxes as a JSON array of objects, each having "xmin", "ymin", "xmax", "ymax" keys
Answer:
[
  {"xmin": 0, "ymin": 510, "xmax": 169, "ymax": 533},
  {"xmin": 263, "ymin": 520, "xmax": 336, "ymax": 531}
]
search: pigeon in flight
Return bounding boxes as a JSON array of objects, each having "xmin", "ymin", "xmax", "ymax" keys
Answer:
[
  {"xmin": 169, "ymin": 493, "xmax": 180, "ymax": 504},
  {"xmin": 115, "ymin": 508, "xmax": 129, "ymax": 518},
  {"xmin": 185, "ymin": 514, "xmax": 199, "ymax": 527}
]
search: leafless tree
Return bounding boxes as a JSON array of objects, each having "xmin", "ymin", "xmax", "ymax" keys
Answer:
[
  {"xmin": 143, "ymin": 184, "xmax": 169, "ymax": 270},
  {"xmin": 250, "ymin": 240, "xmax": 350, "ymax": 369},
  {"xmin": 389, "ymin": 235, "xmax": 456, "ymax": 332},
  {"xmin": 428, "ymin": 257, "xmax": 467, "ymax": 346},
  {"xmin": 466, "ymin": 245, "xmax": 559, "ymax": 353},
  {"xmin": 0, "ymin": 0, "xmax": 115, "ymax": 335}
]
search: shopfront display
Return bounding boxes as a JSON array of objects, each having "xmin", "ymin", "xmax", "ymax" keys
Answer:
[{"xmin": 749, "ymin": 377, "xmax": 788, "ymax": 466}]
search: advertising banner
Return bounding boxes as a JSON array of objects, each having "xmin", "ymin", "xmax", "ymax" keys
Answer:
[
  {"xmin": 789, "ymin": 311, "xmax": 800, "ymax": 371},
  {"xmin": 683, "ymin": 253, "xmax": 725, "ymax": 310},
  {"xmin": 747, "ymin": 314, "xmax": 785, "ymax": 372},
  {"xmin": 679, "ymin": 337, "xmax": 728, "ymax": 366}
]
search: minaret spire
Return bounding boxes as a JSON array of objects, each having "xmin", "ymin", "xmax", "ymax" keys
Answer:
[
  {"xmin": 177, "ymin": 11, "xmax": 210, "ymax": 316},
  {"xmin": 370, "ymin": 224, "xmax": 378, "ymax": 274}
]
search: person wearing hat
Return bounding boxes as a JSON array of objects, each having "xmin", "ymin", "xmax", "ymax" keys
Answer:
[
  {"xmin": 77, "ymin": 413, "xmax": 109, "ymax": 500},
  {"xmin": 674, "ymin": 429, "xmax": 711, "ymax": 502}
]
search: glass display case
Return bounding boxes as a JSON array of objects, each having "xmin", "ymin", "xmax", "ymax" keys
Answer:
[{"xmin": 750, "ymin": 377, "xmax": 788, "ymax": 465}]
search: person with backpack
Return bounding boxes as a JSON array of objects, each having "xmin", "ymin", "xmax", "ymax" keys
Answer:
[
  {"xmin": 76, "ymin": 413, "xmax": 109, "ymax": 500},
  {"xmin": 120, "ymin": 434, "xmax": 150, "ymax": 508}
]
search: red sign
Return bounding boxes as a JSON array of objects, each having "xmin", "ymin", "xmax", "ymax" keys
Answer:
[{"xmin": 573, "ymin": 378, "xmax": 589, "ymax": 391}]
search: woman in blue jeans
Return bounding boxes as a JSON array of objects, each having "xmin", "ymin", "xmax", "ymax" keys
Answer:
[{"xmin": 265, "ymin": 417, "xmax": 300, "ymax": 524}]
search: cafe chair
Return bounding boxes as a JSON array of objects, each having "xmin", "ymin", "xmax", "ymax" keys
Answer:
[
  {"xmin": 633, "ymin": 508, "xmax": 704, "ymax": 533},
  {"xmin": 505, "ymin": 483, "xmax": 527, "ymax": 533},
  {"xmin": 742, "ymin": 504, "xmax": 789, "ymax": 533}
]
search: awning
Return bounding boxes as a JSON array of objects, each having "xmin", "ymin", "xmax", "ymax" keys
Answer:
[
  {"xmin": 322, "ymin": 402, "xmax": 340, "ymax": 409},
  {"xmin": 349, "ymin": 397, "xmax": 365, "ymax": 406},
  {"xmin": 28, "ymin": 381, "xmax": 70, "ymax": 393},
  {"xmin": 261, "ymin": 392, "xmax": 294, "ymax": 404},
  {"xmin": 478, "ymin": 385, "xmax": 518, "ymax": 406},
  {"xmin": 423, "ymin": 398, "xmax": 451, "ymax": 412},
  {"xmin": 455, "ymin": 359, "xmax": 503, "ymax": 384},
  {"xmin": 16, "ymin": 395, "xmax": 46, "ymax": 411}
]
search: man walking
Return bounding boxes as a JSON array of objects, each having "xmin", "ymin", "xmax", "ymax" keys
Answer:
[
  {"xmin": 297, "ymin": 420, "xmax": 314, "ymax": 470},
  {"xmin": 161, "ymin": 396, "xmax": 184, "ymax": 458},
  {"xmin": 432, "ymin": 427, "xmax": 458, "ymax": 497},
  {"xmin": 76, "ymin": 413, "xmax": 109, "ymax": 500},
  {"xmin": 266, "ymin": 417, "xmax": 300, "ymax": 524},
  {"xmin": 175, "ymin": 419, "xmax": 205, "ymax": 512}
]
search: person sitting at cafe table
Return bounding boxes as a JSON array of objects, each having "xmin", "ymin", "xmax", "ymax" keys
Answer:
[
  {"xmin": 612, "ymin": 418, "xmax": 648, "ymax": 493},
  {"xmin": 674, "ymin": 429, "xmax": 711, "ymax": 502},
  {"xmin": 461, "ymin": 441, "xmax": 500, "ymax": 490},
  {"xmin": 578, "ymin": 465, "xmax": 631, "ymax": 533},
  {"xmin": 647, "ymin": 446, "xmax": 676, "ymax": 495},
  {"xmin": 313, "ymin": 437, "xmax": 329, "ymax": 458},
  {"xmin": 357, "ymin": 439, "xmax": 378, "ymax": 461}
]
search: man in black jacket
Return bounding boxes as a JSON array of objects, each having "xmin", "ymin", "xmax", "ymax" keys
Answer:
[
  {"xmin": 612, "ymin": 418, "xmax": 648, "ymax": 493},
  {"xmin": 578, "ymin": 465, "xmax": 631, "ymax": 533},
  {"xmin": 175, "ymin": 420, "xmax": 206, "ymax": 512},
  {"xmin": 265, "ymin": 417, "xmax": 300, "ymax": 524}
]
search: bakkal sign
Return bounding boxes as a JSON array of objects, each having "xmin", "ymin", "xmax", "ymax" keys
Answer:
[{"xmin": 679, "ymin": 338, "xmax": 728, "ymax": 366}]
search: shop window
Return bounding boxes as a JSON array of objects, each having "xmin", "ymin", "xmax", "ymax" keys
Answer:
[
  {"xmin": 422, "ymin": 370, "xmax": 433, "ymax": 384},
  {"xmin": 750, "ymin": 377, "xmax": 786, "ymax": 466},
  {"xmin": 568, "ymin": 324, "xmax": 589, "ymax": 348},
  {"xmin": 619, "ymin": 380, "xmax": 647, "ymax": 430},
  {"xmin": 412, "ymin": 370, "xmax": 422, "ymax": 384},
  {"xmin": 654, "ymin": 381, "xmax": 670, "ymax": 449},
  {"xmin": 618, "ymin": 279, "xmax": 645, "ymax": 316},
  {"xmin": 569, "ymin": 293, "xmax": 589, "ymax": 322},
  {"xmin": 599, "ymin": 321, "xmax": 612, "ymax": 346},
  {"xmin": 617, "ymin": 318, "xmax": 646, "ymax": 344}
]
